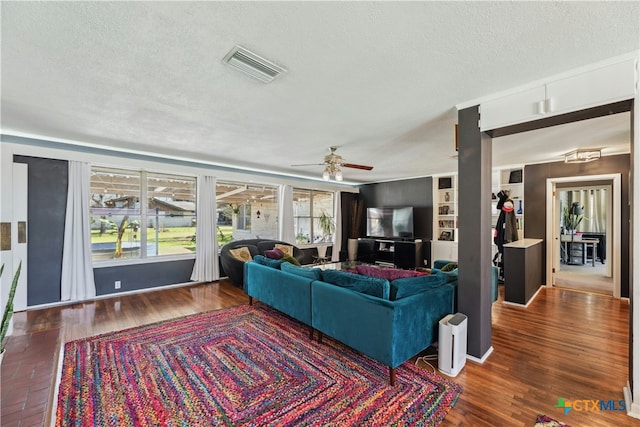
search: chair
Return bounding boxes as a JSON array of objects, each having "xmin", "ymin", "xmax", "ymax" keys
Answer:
[
  {"xmin": 581, "ymin": 233, "xmax": 606, "ymax": 264},
  {"xmin": 219, "ymin": 239, "xmax": 304, "ymax": 286}
]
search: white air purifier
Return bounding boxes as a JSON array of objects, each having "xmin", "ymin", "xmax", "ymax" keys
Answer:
[{"xmin": 438, "ymin": 313, "xmax": 468, "ymax": 377}]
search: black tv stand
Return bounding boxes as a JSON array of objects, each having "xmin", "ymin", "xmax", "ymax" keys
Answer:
[{"xmin": 369, "ymin": 238, "xmax": 424, "ymax": 269}]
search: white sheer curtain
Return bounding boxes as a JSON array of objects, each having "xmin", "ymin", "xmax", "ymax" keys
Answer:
[
  {"xmin": 278, "ymin": 184, "xmax": 295, "ymax": 244},
  {"xmin": 191, "ymin": 176, "xmax": 219, "ymax": 282},
  {"xmin": 332, "ymin": 191, "xmax": 342, "ymax": 261},
  {"xmin": 61, "ymin": 161, "xmax": 96, "ymax": 301},
  {"xmin": 570, "ymin": 189, "xmax": 606, "ymax": 233}
]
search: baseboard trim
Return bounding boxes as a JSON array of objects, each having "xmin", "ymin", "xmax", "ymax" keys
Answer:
[
  {"xmin": 24, "ymin": 279, "xmax": 213, "ymax": 312},
  {"xmin": 624, "ymin": 383, "xmax": 640, "ymax": 419},
  {"xmin": 502, "ymin": 286, "xmax": 543, "ymax": 308},
  {"xmin": 466, "ymin": 346, "xmax": 493, "ymax": 364}
]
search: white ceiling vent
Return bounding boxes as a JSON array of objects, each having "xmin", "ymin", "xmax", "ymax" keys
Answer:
[{"xmin": 222, "ymin": 45, "xmax": 287, "ymax": 83}]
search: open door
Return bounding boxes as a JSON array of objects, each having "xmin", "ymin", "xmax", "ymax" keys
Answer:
[{"xmin": 546, "ymin": 174, "xmax": 621, "ymax": 298}]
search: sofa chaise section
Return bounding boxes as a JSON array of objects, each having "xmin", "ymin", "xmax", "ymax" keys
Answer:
[
  {"xmin": 243, "ymin": 260, "xmax": 313, "ymax": 330},
  {"xmin": 311, "ymin": 278, "xmax": 455, "ymax": 385}
]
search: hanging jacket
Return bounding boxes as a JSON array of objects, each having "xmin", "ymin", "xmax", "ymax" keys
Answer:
[
  {"xmin": 494, "ymin": 199, "xmax": 519, "ymax": 251},
  {"xmin": 504, "ymin": 211, "xmax": 519, "ymax": 243}
]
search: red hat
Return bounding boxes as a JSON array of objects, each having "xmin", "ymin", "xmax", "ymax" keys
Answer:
[{"xmin": 502, "ymin": 200, "xmax": 514, "ymax": 212}]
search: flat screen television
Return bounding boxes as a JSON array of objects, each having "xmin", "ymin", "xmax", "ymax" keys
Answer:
[{"xmin": 366, "ymin": 207, "xmax": 414, "ymax": 239}]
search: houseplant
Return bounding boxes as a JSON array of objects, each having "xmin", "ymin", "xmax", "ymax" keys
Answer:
[
  {"xmin": 1, "ymin": 260, "xmax": 22, "ymax": 358},
  {"xmin": 318, "ymin": 211, "xmax": 335, "ymax": 243},
  {"xmin": 563, "ymin": 202, "xmax": 584, "ymax": 239},
  {"xmin": 317, "ymin": 211, "xmax": 335, "ymax": 258}
]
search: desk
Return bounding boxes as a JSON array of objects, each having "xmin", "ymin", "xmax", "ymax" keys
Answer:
[{"xmin": 560, "ymin": 236, "xmax": 599, "ymax": 266}]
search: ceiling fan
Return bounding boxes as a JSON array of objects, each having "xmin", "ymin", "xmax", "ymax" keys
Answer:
[{"xmin": 291, "ymin": 146, "xmax": 373, "ymax": 181}]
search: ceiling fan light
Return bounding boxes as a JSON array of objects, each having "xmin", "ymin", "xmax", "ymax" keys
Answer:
[
  {"xmin": 334, "ymin": 169, "xmax": 343, "ymax": 181},
  {"xmin": 322, "ymin": 168, "xmax": 330, "ymax": 181}
]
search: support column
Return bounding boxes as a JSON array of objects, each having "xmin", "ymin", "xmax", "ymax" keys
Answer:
[{"xmin": 457, "ymin": 106, "xmax": 493, "ymax": 360}]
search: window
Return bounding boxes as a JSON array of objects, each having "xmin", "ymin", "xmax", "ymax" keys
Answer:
[
  {"xmin": 293, "ymin": 189, "xmax": 334, "ymax": 244},
  {"xmin": 216, "ymin": 181, "xmax": 278, "ymax": 244},
  {"xmin": 90, "ymin": 167, "xmax": 196, "ymax": 261},
  {"xmin": 146, "ymin": 172, "xmax": 196, "ymax": 257},
  {"xmin": 236, "ymin": 205, "xmax": 251, "ymax": 231}
]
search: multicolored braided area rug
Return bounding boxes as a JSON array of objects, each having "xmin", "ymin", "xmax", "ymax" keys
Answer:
[{"xmin": 55, "ymin": 303, "xmax": 462, "ymax": 426}]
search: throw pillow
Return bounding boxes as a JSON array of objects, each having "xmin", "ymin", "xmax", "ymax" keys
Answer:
[
  {"xmin": 264, "ymin": 248, "xmax": 284, "ymax": 260},
  {"xmin": 321, "ymin": 269, "xmax": 390, "ymax": 300},
  {"xmin": 253, "ymin": 254, "xmax": 284, "ymax": 269},
  {"xmin": 280, "ymin": 253, "xmax": 301, "ymax": 266},
  {"xmin": 440, "ymin": 262, "xmax": 458, "ymax": 272},
  {"xmin": 229, "ymin": 246, "xmax": 252, "ymax": 262},
  {"xmin": 436, "ymin": 269, "xmax": 458, "ymax": 283},
  {"xmin": 390, "ymin": 275, "xmax": 446, "ymax": 300},
  {"xmin": 274, "ymin": 244, "xmax": 294, "ymax": 256},
  {"xmin": 281, "ymin": 262, "xmax": 322, "ymax": 281}
]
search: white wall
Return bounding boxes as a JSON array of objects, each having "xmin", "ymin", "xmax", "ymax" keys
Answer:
[{"xmin": 630, "ymin": 66, "xmax": 640, "ymax": 418}]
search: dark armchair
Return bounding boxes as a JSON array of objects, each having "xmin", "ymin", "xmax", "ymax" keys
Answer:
[{"xmin": 219, "ymin": 239, "xmax": 304, "ymax": 286}]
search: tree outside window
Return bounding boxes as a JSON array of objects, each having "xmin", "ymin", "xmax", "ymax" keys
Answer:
[
  {"xmin": 293, "ymin": 189, "xmax": 334, "ymax": 244},
  {"xmin": 90, "ymin": 167, "xmax": 196, "ymax": 261}
]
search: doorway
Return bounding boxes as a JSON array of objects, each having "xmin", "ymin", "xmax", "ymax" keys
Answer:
[
  {"xmin": 553, "ymin": 184, "xmax": 612, "ymax": 295},
  {"xmin": 546, "ymin": 174, "xmax": 621, "ymax": 298}
]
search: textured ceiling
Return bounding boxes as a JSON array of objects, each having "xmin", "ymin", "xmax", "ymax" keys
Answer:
[{"xmin": 1, "ymin": 2, "xmax": 638, "ymax": 184}]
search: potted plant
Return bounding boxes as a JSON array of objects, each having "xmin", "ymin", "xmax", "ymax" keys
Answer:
[
  {"xmin": 1, "ymin": 261, "xmax": 22, "ymax": 360},
  {"xmin": 317, "ymin": 211, "xmax": 335, "ymax": 258},
  {"xmin": 562, "ymin": 202, "xmax": 584, "ymax": 240},
  {"xmin": 318, "ymin": 211, "xmax": 336, "ymax": 242}
]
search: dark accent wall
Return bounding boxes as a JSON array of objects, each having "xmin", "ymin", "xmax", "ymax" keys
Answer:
[
  {"xmin": 13, "ymin": 155, "xmax": 198, "ymax": 305},
  {"xmin": 358, "ymin": 177, "xmax": 433, "ymax": 264},
  {"xmin": 14, "ymin": 155, "xmax": 68, "ymax": 305},
  {"xmin": 94, "ymin": 259, "xmax": 196, "ymax": 295},
  {"xmin": 524, "ymin": 154, "xmax": 630, "ymax": 297},
  {"xmin": 358, "ymin": 177, "xmax": 433, "ymax": 240}
]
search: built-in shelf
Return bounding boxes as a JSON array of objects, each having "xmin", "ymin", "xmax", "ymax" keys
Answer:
[
  {"xmin": 492, "ymin": 167, "xmax": 524, "ymax": 242},
  {"xmin": 435, "ymin": 175, "xmax": 458, "ymax": 242},
  {"xmin": 432, "ymin": 175, "xmax": 458, "ymax": 267}
]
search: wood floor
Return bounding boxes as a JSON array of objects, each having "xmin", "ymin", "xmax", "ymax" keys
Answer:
[{"xmin": 1, "ymin": 280, "xmax": 635, "ymax": 426}]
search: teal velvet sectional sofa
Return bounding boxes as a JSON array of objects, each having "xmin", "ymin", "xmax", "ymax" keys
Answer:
[
  {"xmin": 243, "ymin": 256, "xmax": 315, "ymax": 333},
  {"xmin": 244, "ymin": 257, "xmax": 456, "ymax": 385},
  {"xmin": 432, "ymin": 259, "xmax": 499, "ymax": 303}
]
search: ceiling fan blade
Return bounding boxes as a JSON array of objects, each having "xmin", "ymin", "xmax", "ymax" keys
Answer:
[
  {"xmin": 291, "ymin": 163, "xmax": 325, "ymax": 167},
  {"xmin": 342, "ymin": 163, "xmax": 373, "ymax": 171}
]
